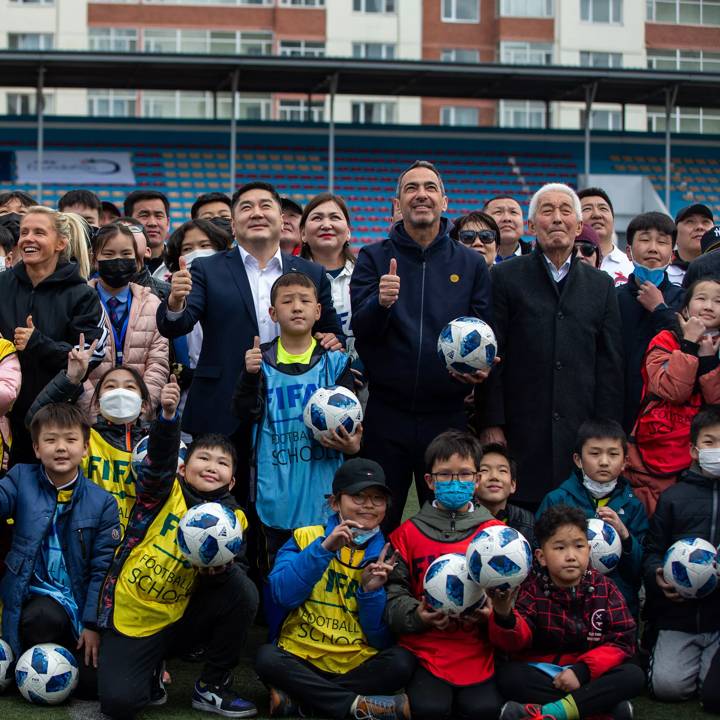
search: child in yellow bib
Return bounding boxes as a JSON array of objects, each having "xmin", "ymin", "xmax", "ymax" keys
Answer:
[
  {"xmin": 256, "ymin": 458, "xmax": 416, "ymax": 720},
  {"xmin": 0, "ymin": 336, "xmax": 20, "ymax": 473},
  {"xmin": 96, "ymin": 377, "xmax": 259, "ymax": 720}
]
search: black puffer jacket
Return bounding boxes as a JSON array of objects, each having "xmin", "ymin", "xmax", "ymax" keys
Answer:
[{"xmin": 643, "ymin": 467, "xmax": 720, "ymax": 633}]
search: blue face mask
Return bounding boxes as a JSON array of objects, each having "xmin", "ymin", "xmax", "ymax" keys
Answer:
[
  {"xmin": 435, "ymin": 480, "xmax": 475, "ymax": 511},
  {"xmin": 633, "ymin": 262, "xmax": 667, "ymax": 287},
  {"xmin": 351, "ymin": 525, "xmax": 381, "ymax": 546}
]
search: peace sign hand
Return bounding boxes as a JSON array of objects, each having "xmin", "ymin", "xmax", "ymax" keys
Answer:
[
  {"xmin": 361, "ymin": 542, "xmax": 399, "ymax": 592},
  {"xmin": 66, "ymin": 332, "xmax": 99, "ymax": 384}
]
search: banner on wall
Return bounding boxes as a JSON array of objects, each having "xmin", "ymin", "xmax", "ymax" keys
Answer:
[{"xmin": 15, "ymin": 151, "xmax": 135, "ymax": 185}]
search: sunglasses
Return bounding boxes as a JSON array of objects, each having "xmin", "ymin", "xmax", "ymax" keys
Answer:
[
  {"xmin": 458, "ymin": 229, "xmax": 497, "ymax": 246},
  {"xmin": 575, "ymin": 242, "xmax": 597, "ymax": 258}
]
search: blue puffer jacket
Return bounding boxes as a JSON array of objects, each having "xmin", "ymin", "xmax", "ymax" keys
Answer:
[
  {"xmin": 536, "ymin": 471, "xmax": 648, "ymax": 617},
  {"xmin": 0, "ymin": 464, "xmax": 120, "ymax": 654}
]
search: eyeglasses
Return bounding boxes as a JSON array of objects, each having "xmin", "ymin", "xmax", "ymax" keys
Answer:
[
  {"xmin": 431, "ymin": 471, "xmax": 477, "ymax": 482},
  {"xmin": 575, "ymin": 242, "xmax": 597, "ymax": 258},
  {"xmin": 121, "ymin": 224, "xmax": 144, "ymax": 234},
  {"xmin": 458, "ymin": 230, "xmax": 497, "ymax": 246},
  {"xmin": 347, "ymin": 492, "xmax": 387, "ymax": 507}
]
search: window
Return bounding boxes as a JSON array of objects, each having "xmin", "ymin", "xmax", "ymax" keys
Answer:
[
  {"xmin": 440, "ymin": 106, "xmax": 479, "ymax": 126},
  {"xmin": 441, "ymin": 48, "xmax": 480, "ymax": 63},
  {"xmin": 353, "ymin": 0, "xmax": 395, "ymax": 12},
  {"xmin": 581, "ymin": 0, "xmax": 622, "ymax": 22},
  {"xmin": 647, "ymin": 0, "xmax": 720, "ymax": 25},
  {"xmin": 280, "ymin": 0, "xmax": 325, "ymax": 5},
  {"xmin": 88, "ymin": 90, "xmax": 136, "ymax": 117},
  {"xmin": 8, "ymin": 33, "xmax": 54, "ymax": 50},
  {"xmin": 352, "ymin": 43, "xmax": 396, "ymax": 60},
  {"xmin": 647, "ymin": 48, "xmax": 720, "ymax": 71},
  {"xmin": 647, "ymin": 105, "xmax": 720, "ymax": 134},
  {"xmin": 499, "ymin": 100, "xmax": 546, "ymax": 128},
  {"xmin": 141, "ymin": 29, "xmax": 272, "ymax": 55},
  {"xmin": 208, "ymin": 32, "xmax": 237, "ymax": 55},
  {"xmin": 279, "ymin": 40, "xmax": 325, "ymax": 57},
  {"xmin": 7, "ymin": 93, "xmax": 54, "ymax": 115},
  {"xmin": 278, "ymin": 99, "xmax": 325, "ymax": 122},
  {"xmin": 217, "ymin": 94, "xmax": 272, "ymax": 120},
  {"xmin": 9, "ymin": 0, "xmax": 54, "ymax": 5},
  {"xmin": 580, "ymin": 51, "xmax": 622, "ymax": 68},
  {"xmin": 500, "ymin": 41, "xmax": 553, "ymax": 65},
  {"xmin": 499, "ymin": 0, "xmax": 553, "ymax": 16},
  {"xmin": 351, "ymin": 101, "xmax": 396, "ymax": 124},
  {"xmin": 144, "ymin": 29, "xmax": 179, "ymax": 53},
  {"xmin": 442, "ymin": 0, "xmax": 480, "ymax": 21},
  {"xmin": 238, "ymin": 31, "xmax": 273, "ymax": 55},
  {"xmin": 580, "ymin": 108, "xmax": 623, "ymax": 130},
  {"xmin": 89, "ymin": 28, "xmax": 138, "ymax": 52}
]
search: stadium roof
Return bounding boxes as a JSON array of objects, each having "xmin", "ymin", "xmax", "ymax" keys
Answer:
[{"xmin": 2, "ymin": 51, "xmax": 720, "ymax": 107}]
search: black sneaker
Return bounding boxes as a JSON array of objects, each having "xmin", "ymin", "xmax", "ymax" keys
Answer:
[
  {"xmin": 149, "ymin": 662, "xmax": 168, "ymax": 706},
  {"xmin": 192, "ymin": 679, "xmax": 257, "ymax": 718},
  {"xmin": 612, "ymin": 701, "xmax": 634, "ymax": 720}
]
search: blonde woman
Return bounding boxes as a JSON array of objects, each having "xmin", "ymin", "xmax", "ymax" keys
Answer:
[{"xmin": 0, "ymin": 206, "xmax": 106, "ymax": 463}]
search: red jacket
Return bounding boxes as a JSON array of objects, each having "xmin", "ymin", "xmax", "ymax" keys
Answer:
[{"xmin": 489, "ymin": 569, "xmax": 636, "ymax": 680}]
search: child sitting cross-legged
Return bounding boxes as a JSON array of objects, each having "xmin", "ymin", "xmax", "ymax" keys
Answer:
[{"xmin": 489, "ymin": 505, "xmax": 645, "ymax": 720}]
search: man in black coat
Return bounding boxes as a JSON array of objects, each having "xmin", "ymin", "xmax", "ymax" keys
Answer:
[
  {"xmin": 682, "ymin": 225, "xmax": 720, "ymax": 289},
  {"xmin": 479, "ymin": 183, "xmax": 624, "ymax": 508}
]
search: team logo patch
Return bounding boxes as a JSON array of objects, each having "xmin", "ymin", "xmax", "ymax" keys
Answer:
[{"xmin": 449, "ymin": 274, "xmax": 460, "ymax": 283}]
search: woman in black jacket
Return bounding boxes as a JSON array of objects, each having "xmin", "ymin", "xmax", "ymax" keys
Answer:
[{"xmin": 0, "ymin": 206, "xmax": 107, "ymax": 463}]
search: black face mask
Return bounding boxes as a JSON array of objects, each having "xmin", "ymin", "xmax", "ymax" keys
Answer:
[
  {"xmin": 0, "ymin": 213, "xmax": 21, "ymax": 244},
  {"xmin": 209, "ymin": 216, "xmax": 233, "ymax": 238},
  {"xmin": 97, "ymin": 258, "xmax": 137, "ymax": 288}
]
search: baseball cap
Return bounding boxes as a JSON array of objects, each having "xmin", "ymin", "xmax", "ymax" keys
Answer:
[
  {"xmin": 331, "ymin": 458, "xmax": 391, "ymax": 497},
  {"xmin": 675, "ymin": 203, "xmax": 714, "ymax": 224},
  {"xmin": 701, "ymin": 226, "xmax": 720, "ymax": 255}
]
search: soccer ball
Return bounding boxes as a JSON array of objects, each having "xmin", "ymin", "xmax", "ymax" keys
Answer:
[
  {"xmin": 586, "ymin": 518, "xmax": 622, "ymax": 574},
  {"xmin": 303, "ymin": 386, "xmax": 363, "ymax": 441},
  {"xmin": 15, "ymin": 644, "xmax": 78, "ymax": 705},
  {"xmin": 663, "ymin": 537, "xmax": 718, "ymax": 599},
  {"xmin": 466, "ymin": 525, "xmax": 532, "ymax": 590},
  {"xmin": 177, "ymin": 502, "xmax": 243, "ymax": 567},
  {"xmin": 0, "ymin": 639, "xmax": 13, "ymax": 691},
  {"xmin": 437, "ymin": 317, "xmax": 497, "ymax": 374},
  {"xmin": 423, "ymin": 553, "xmax": 486, "ymax": 615},
  {"xmin": 131, "ymin": 436, "xmax": 187, "ymax": 477}
]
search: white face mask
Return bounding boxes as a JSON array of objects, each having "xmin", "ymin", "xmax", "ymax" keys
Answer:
[
  {"xmin": 183, "ymin": 249, "xmax": 216, "ymax": 268},
  {"xmin": 698, "ymin": 447, "xmax": 720, "ymax": 476},
  {"xmin": 99, "ymin": 388, "xmax": 143, "ymax": 424},
  {"xmin": 582, "ymin": 472, "xmax": 617, "ymax": 499}
]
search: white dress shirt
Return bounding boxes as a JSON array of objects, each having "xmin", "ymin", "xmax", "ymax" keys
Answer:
[
  {"xmin": 237, "ymin": 245, "xmax": 283, "ymax": 344},
  {"xmin": 543, "ymin": 253, "xmax": 572, "ymax": 283}
]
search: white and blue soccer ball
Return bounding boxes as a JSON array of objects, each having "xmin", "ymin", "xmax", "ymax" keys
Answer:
[
  {"xmin": 663, "ymin": 537, "xmax": 718, "ymax": 599},
  {"xmin": 466, "ymin": 525, "xmax": 532, "ymax": 590},
  {"xmin": 15, "ymin": 643, "xmax": 78, "ymax": 705},
  {"xmin": 586, "ymin": 518, "xmax": 622, "ymax": 575},
  {"xmin": 0, "ymin": 639, "xmax": 13, "ymax": 691},
  {"xmin": 303, "ymin": 386, "xmax": 363, "ymax": 441},
  {"xmin": 423, "ymin": 553, "xmax": 486, "ymax": 616},
  {"xmin": 131, "ymin": 436, "xmax": 187, "ymax": 477},
  {"xmin": 437, "ymin": 317, "xmax": 497, "ymax": 374},
  {"xmin": 177, "ymin": 502, "xmax": 243, "ymax": 568}
]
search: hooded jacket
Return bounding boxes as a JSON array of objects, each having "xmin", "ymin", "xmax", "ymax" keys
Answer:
[{"xmin": 350, "ymin": 218, "xmax": 492, "ymax": 414}]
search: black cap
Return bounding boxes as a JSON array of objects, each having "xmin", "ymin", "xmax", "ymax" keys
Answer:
[
  {"xmin": 101, "ymin": 200, "xmax": 121, "ymax": 219},
  {"xmin": 701, "ymin": 226, "xmax": 720, "ymax": 255},
  {"xmin": 675, "ymin": 203, "xmax": 714, "ymax": 224},
  {"xmin": 331, "ymin": 458, "xmax": 391, "ymax": 497},
  {"xmin": 280, "ymin": 197, "xmax": 303, "ymax": 216}
]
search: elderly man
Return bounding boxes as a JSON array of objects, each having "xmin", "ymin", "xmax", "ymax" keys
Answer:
[{"xmin": 479, "ymin": 182, "xmax": 624, "ymax": 508}]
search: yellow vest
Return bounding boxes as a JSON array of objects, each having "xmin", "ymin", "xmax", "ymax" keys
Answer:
[
  {"xmin": 0, "ymin": 339, "xmax": 17, "ymax": 470},
  {"xmin": 113, "ymin": 480, "xmax": 248, "ymax": 638},
  {"xmin": 82, "ymin": 429, "xmax": 135, "ymax": 535},
  {"xmin": 278, "ymin": 526, "xmax": 378, "ymax": 674}
]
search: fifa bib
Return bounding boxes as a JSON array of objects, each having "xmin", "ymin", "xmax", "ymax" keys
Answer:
[{"xmin": 279, "ymin": 526, "xmax": 378, "ymax": 674}]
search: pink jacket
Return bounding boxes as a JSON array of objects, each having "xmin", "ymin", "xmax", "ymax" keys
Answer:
[
  {"xmin": 84, "ymin": 281, "xmax": 169, "ymax": 412},
  {"xmin": 0, "ymin": 339, "xmax": 21, "ymax": 470}
]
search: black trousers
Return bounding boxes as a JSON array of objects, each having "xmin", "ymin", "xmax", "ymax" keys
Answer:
[
  {"xmin": 255, "ymin": 643, "xmax": 416, "ymax": 719},
  {"xmin": 361, "ymin": 398, "xmax": 467, "ymax": 532},
  {"xmin": 406, "ymin": 664, "xmax": 503, "ymax": 720},
  {"xmin": 19, "ymin": 595, "xmax": 98, "ymax": 700},
  {"xmin": 702, "ymin": 646, "xmax": 720, "ymax": 713},
  {"xmin": 496, "ymin": 661, "xmax": 646, "ymax": 716},
  {"xmin": 98, "ymin": 564, "xmax": 258, "ymax": 719}
]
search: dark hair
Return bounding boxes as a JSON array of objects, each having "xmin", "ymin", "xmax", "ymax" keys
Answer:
[
  {"xmin": 0, "ymin": 190, "xmax": 36, "ymax": 209},
  {"xmin": 101, "ymin": 201, "xmax": 121, "ymax": 219},
  {"xmin": 30, "ymin": 403, "xmax": 91, "ymax": 444},
  {"xmin": 626, "ymin": 211, "xmax": 675, "ymax": 246},
  {"xmin": 116, "ymin": 215, "xmax": 150, "ymax": 242},
  {"xmin": 681, "ymin": 277, "xmax": 720, "ymax": 317},
  {"xmin": 231, "ymin": 182, "xmax": 281, "ymax": 211},
  {"xmin": 577, "ymin": 187, "xmax": 615, "ymax": 217},
  {"xmin": 186, "ymin": 433, "xmax": 238, "ymax": 474},
  {"xmin": 535, "ymin": 505, "xmax": 588, "ymax": 547},
  {"xmin": 270, "ymin": 271, "xmax": 318, "ymax": 305},
  {"xmin": 483, "ymin": 195, "xmax": 522, "ymax": 211},
  {"xmin": 0, "ymin": 225, "xmax": 15, "ymax": 254},
  {"xmin": 691, "ymin": 406, "xmax": 720, "ymax": 445},
  {"xmin": 299, "ymin": 192, "xmax": 355, "ymax": 267},
  {"xmin": 93, "ymin": 223, "xmax": 141, "ymax": 264},
  {"xmin": 91, "ymin": 366, "xmax": 150, "ymax": 414},
  {"xmin": 396, "ymin": 160, "xmax": 445, "ymax": 198},
  {"xmin": 165, "ymin": 219, "xmax": 232, "ymax": 273},
  {"xmin": 451, "ymin": 211, "xmax": 501, "ymax": 243},
  {"xmin": 425, "ymin": 429, "xmax": 483, "ymax": 472},
  {"xmin": 124, "ymin": 190, "xmax": 170, "ymax": 218},
  {"xmin": 191, "ymin": 192, "xmax": 232, "ymax": 220},
  {"xmin": 58, "ymin": 189, "xmax": 102, "ymax": 214},
  {"xmin": 281, "ymin": 197, "xmax": 303, "ymax": 216},
  {"xmin": 480, "ymin": 442, "xmax": 517, "ymax": 482},
  {"xmin": 574, "ymin": 418, "xmax": 628, "ymax": 455}
]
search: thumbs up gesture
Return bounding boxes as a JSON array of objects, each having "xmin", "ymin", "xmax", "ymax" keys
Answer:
[
  {"xmin": 14, "ymin": 315, "xmax": 36, "ymax": 351},
  {"xmin": 379, "ymin": 258, "xmax": 400, "ymax": 308},
  {"xmin": 245, "ymin": 335, "xmax": 262, "ymax": 374},
  {"xmin": 160, "ymin": 374, "xmax": 181, "ymax": 420},
  {"xmin": 168, "ymin": 255, "xmax": 193, "ymax": 312}
]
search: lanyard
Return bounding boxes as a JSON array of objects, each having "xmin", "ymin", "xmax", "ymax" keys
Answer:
[{"xmin": 100, "ymin": 293, "xmax": 132, "ymax": 366}]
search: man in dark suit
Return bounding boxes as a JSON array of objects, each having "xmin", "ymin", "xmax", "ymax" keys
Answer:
[
  {"xmin": 479, "ymin": 183, "xmax": 624, "ymax": 509},
  {"xmin": 156, "ymin": 181, "xmax": 342, "ymax": 442}
]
